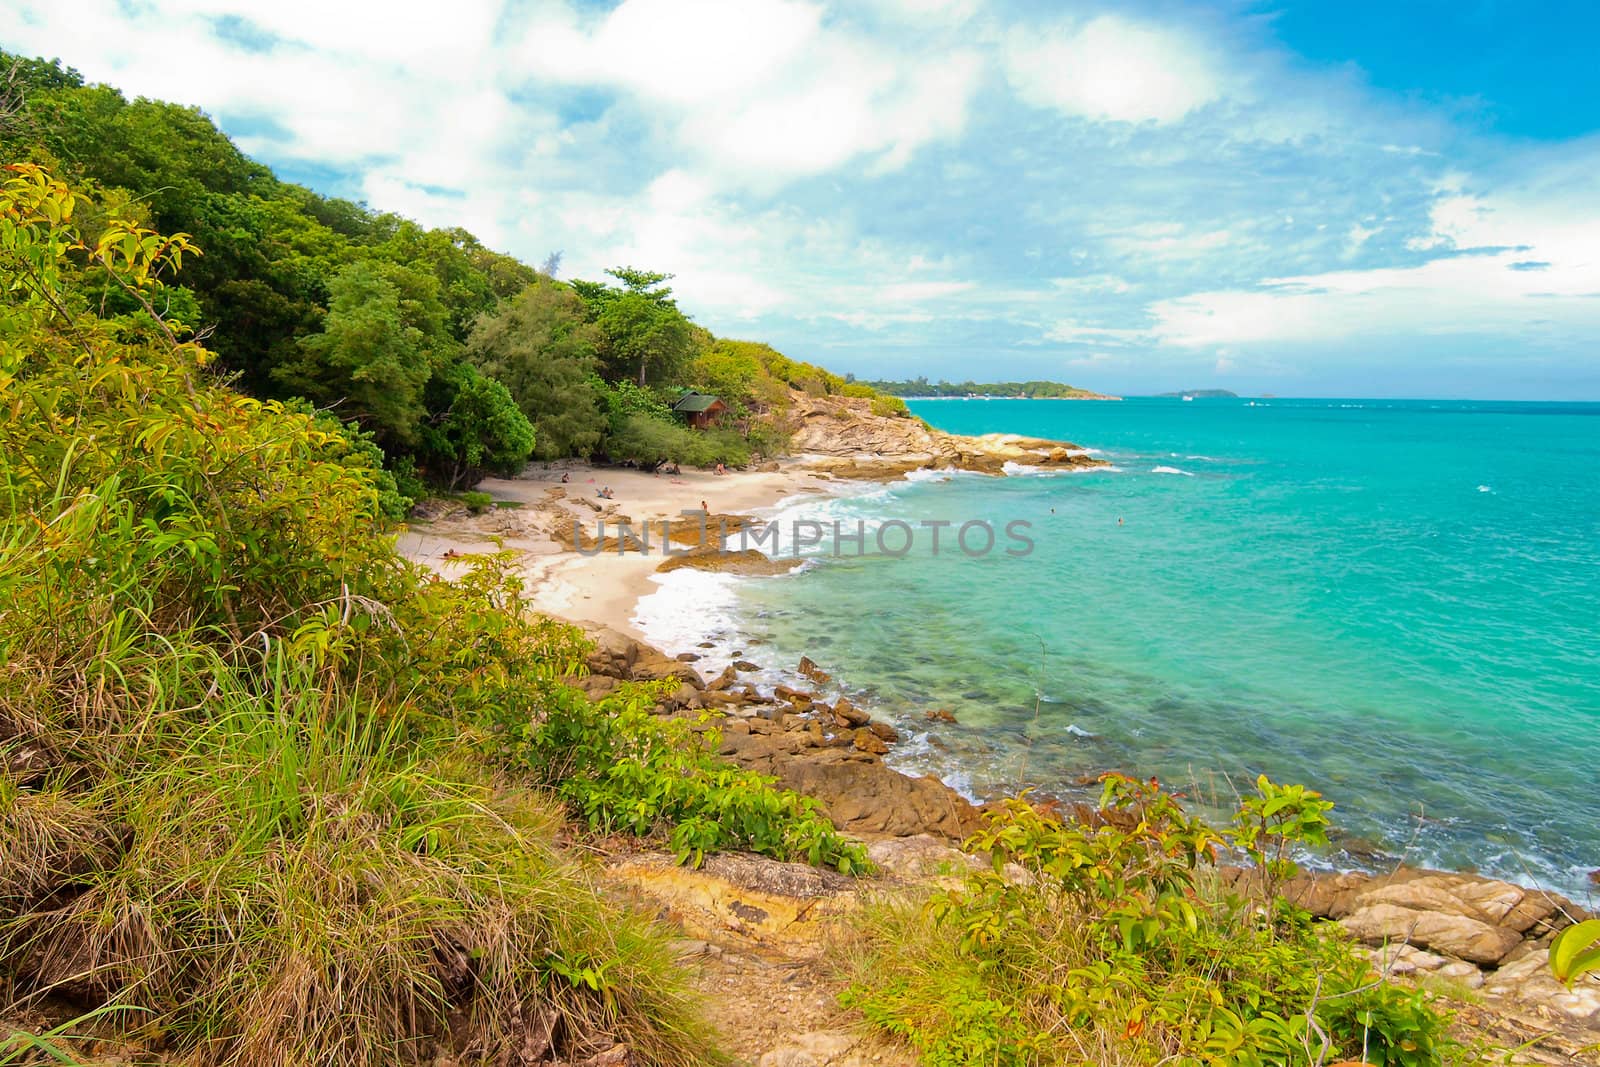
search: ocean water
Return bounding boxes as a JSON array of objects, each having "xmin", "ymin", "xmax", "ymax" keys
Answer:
[{"xmin": 638, "ymin": 397, "xmax": 1600, "ymax": 897}]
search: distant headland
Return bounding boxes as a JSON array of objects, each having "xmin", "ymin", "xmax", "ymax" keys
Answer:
[
  {"xmin": 865, "ymin": 377, "xmax": 1120, "ymax": 400},
  {"xmin": 1154, "ymin": 388, "xmax": 1239, "ymax": 398}
]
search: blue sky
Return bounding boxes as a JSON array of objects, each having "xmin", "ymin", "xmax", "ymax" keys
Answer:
[{"xmin": 6, "ymin": 0, "xmax": 1599, "ymax": 398}]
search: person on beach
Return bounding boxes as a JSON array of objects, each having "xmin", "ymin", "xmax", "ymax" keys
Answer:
[
  {"xmin": 560, "ymin": 472, "xmax": 569, "ymax": 483},
  {"xmin": 700, "ymin": 500, "xmax": 708, "ymax": 513}
]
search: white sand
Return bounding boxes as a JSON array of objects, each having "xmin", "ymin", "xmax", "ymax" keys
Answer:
[{"xmin": 397, "ymin": 460, "xmax": 841, "ymax": 640}]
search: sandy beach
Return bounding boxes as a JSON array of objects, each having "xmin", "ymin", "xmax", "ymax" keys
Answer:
[{"xmin": 396, "ymin": 458, "xmax": 844, "ymax": 642}]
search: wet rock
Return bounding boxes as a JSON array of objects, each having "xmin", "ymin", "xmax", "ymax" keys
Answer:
[
  {"xmin": 797, "ymin": 656, "xmax": 832, "ymax": 685},
  {"xmin": 832, "ymin": 697, "xmax": 870, "ymax": 728},
  {"xmin": 867, "ymin": 722, "xmax": 899, "ymax": 743},
  {"xmin": 924, "ymin": 709, "xmax": 958, "ymax": 724},
  {"xmin": 706, "ymin": 666, "xmax": 738, "ymax": 692},
  {"xmin": 853, "ymin": 728, "xmax": 888, "ymax": 755},
  {"xmin": 675, "ymin": 652, "xmax": 701, "ymax": 663},
  {"xmin": 774, "ymin": 685, "xmax": 814, "ymax": 710},
  {"xmin": 733, "ymin": 660, "xmax": 762, "ymax": 672}
]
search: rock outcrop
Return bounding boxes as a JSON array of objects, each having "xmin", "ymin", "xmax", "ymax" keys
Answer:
[
  {"xmin": 783, "ymin": 393, "xmax": 1107, "ymax": 476},
  {"xmin": 1215, "ymin": 864, "xmax": 1600, "ymax": 1050},
  {"xmin": 574, "ymin": 627, "xmax": 980, "ymax": 842}
]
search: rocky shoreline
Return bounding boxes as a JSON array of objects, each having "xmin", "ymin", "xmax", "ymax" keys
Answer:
[
  {"xmin": 578, "ymin": 622, "xmax": 1600, "ymax": 1059},
  {"xmin": 402, "ymin": 400, "xmax": 1599, "ymax": 1060}
]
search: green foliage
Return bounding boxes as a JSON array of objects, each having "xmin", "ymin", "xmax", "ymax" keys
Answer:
[
  {"xmin": 870, "ymin": 394, "xmax": 911, "ymax": 418},
  {"xmin": 1549, "ymin": 919, "xmax": 1600, "ymax": 987},
  {"xmin": 603, "ymin": 415, "xmax": 750, "ymax": 468},
  {"xmin": 0, "ymin": 167, "xmax": 711, "ymax": 1066},
  {"xmin": 418, "ymin": 360, "xmax": 536, "ymax": 488},
  {"xmin": 463, "ymin": 490, "xmax": 493, "ymax": 514},
  {"xmin": 493, "ymin": 682, "xmax": 869, "ymax": 873},
  {"xmin": 465, "ymin": 279, "xmax": 607, "ymax": 458},
  {"xmin": 843, "ymin": 775, "xmax": 1463, "ymax": 1067},
  {"xmin": 1232, "ymin": 773, "xmax": 1333, "ymax": 900},
  {"xmin": 282, "ymin": 399, "xmax": 416, "ymax": 520},
  {"xmin": 574, "ymin": 267, "xmax": 696, "ymax": 387},
  {"xmin": 596, "ymin": 376, "xmax": 676, "ymax": 425},
  {"xmin": 272, "ymin": 259, "xmax": 448, "ymax": 448},
  {"xmin": 689, "ymin": 342, "xmax": 763, "ymax": 413}
]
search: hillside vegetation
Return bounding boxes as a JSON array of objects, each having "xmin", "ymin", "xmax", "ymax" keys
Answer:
[
  {"xmin": 0, "ymin": 162, "xmax": 877, "ymax": 1063},
  {"xmin": 0, "ymin": 52, "xmax": 909, "ymax": 513},
  {"xmin": 867, "ymin": 377, "xmax": 1111, "ymax": 398}
]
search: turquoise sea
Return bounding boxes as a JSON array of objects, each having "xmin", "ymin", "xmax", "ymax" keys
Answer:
[{"xmin": 680, "ymin": 397, "xmax": 1600, "ymax": 897}]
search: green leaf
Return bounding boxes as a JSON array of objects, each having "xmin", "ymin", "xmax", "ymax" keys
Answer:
[{"xmin": 1550, "ymin": 919, "xmax": 1600, "ymax": 986}]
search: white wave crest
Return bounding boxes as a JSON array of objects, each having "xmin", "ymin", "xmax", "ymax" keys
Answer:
[{"xmin": 1151, "ymin": 465, "xmax": 1195, "ymax": 476}]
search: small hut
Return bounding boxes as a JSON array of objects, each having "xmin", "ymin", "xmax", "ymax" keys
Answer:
[{"xmin": 672, "ymin": 391, "xmax": 727, "ymax": 430}]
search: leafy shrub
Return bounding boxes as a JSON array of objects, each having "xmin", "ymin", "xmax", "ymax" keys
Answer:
[
  {"xmin": 870, "ymin": 394, "xmax": 911, "ymax": 418},
  {"xmin": 843, "ymin": 775, "xmax": 1461, "ymax": 1067},
  {"xmin": 492, "ymin": 681, "xmax": 870, "ymax": 873},
  {"xmin": 463, "ymin": 490, "xmax": 493, "ymax": 513},
  {"xmin": 602, "ymin": 415, "xmax": 751, "ymax": 468},
  {"xmin": 603, "ymin": 412, "xmax": 698, "ymax": 465}
]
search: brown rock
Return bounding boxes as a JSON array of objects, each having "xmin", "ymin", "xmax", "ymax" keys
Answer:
[
  {"xmin": 1279, "ymin": 869, "xmax": 1373, "ymax": 919},
  {"xmin": 868, "ymin": 721, "xmax": 899, "ymax": 743},
  {"xmin": 1339, "ymin": 902, "xmax": 1524, "ymax": 965},
  {"xmin": 706, "ymin": 666, "xmax": 737, "ymax": 692},
  {"xmin": 718, "ymin": 728, "xmax": 979, "ymax": 839},
  {"xmin": 797, "ymin": 656, "xmax": 832, "ymax": 685},
  {"xmin": 925, "ymin": 708, "xmax": 958, "ymax": 724},
  {"xmin": 853, "ymin": 728, "xmax": 889, "ymax": 755},
  {"xmin": 732, "ymin": 660, "xmax": 762, "ymax": 672},
  {"xmin": 832, "ymin": 696, "xmax": 870, "ymax": 728},
  {"xmin": 656, "ymin": 547, "xmax": 797, "ymax": 575}
]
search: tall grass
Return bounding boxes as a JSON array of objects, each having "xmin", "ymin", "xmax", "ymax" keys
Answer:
[{"xmin": 0, "ymin": 166, "xmax": 711, "ymax": 1065}]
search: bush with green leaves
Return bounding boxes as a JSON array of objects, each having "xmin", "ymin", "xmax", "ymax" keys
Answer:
[
  {"xmin": 491, "ymin": 681, "xmax": 870, "ymax": 873},
  {"xmin": 870, "ymin": 394, "xmax": 911, "ymax": 419},
  {"xmin": 842, "ymin": 774, "xmax": 1463, "ymax": 1067}
]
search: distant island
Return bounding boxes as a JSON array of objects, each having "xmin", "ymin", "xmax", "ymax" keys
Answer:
[
  {"xmin": 1155, "ymin": 389, "xmax": 1239, "ymax": 398},
  {"xmin": 866, "ymin": 377, "xmax": 1120, "ymax": 400}
]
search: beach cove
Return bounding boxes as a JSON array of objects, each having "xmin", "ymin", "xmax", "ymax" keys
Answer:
[{"xmin": 398, "ymin": 394, "xmax": 1600, "ymax": 1052}]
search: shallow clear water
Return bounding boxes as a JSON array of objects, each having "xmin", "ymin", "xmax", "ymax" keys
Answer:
[{"xmin": 647, "ymin": 397, "xmax": 1600, "ymax": 896}]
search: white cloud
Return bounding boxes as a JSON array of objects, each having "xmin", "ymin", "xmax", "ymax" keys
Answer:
[
  {"xmin": 1003, "ymin": 15, "xmax": 1222, "ymax": 125},
  {"xmin": 519, "ymin": 0, "xmax": 822, "ymax": 108},
  {"xmin": 517, "ymin": 0, "xmax": 984, "ymax": 187},
  {"xmin": 1150, "ymin": 164, "xmax": 1600, "ymax": 350}
]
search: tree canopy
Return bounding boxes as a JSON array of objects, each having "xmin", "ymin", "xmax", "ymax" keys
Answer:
[{"xmin": 0, "ymin": 48, "xmax": 911, "ymax": 493}]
